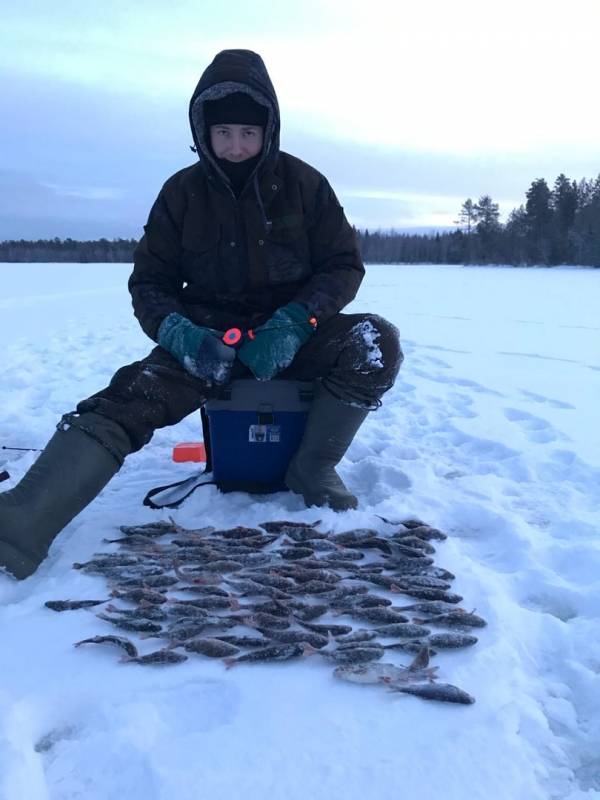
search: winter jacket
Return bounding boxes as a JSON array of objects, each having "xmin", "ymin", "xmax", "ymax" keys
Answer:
[{"xmin": 129, "ymin": 49, "xmax": 365, "ymax": 340}]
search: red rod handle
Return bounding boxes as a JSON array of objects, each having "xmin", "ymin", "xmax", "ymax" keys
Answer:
[{"xmin": 222, "ymin": 328, "xmax": 243, "ymax": 346}]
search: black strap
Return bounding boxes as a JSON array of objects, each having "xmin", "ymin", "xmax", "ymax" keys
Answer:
[
  {"xmin": 200, "ymin": 406, "xmax": 213, "ymax": 472},
  {"xmin": 0, "ymin": 470, "xmax": 10, "ymax": 484},
  {"xmin": 143, "ymin": 406, "xmax": 215, "ymax": 510},
  {"xmin": 143, "ymin": 470, "xmax": 217, "ymax": 510},
  {"xmin": 141, "ymin": 403, "xmax": 288, "ymax": 509}
]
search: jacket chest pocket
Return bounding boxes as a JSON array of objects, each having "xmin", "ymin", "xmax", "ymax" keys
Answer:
[
  {"xmin": 263, "ymin": 220, "xmax": 311, "ymax": 285},
  {"xmin": 181, "ymin": 216, "xmax": 243, "ymax": 297},
  {"xmin": 181, "ymin": 220, "xmax": 221, "ymax": 291}
]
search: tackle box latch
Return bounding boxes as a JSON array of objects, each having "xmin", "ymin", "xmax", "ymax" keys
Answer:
[{"xmin": 257, "ymin": 403, "xmax": 275, "ymax": 425}]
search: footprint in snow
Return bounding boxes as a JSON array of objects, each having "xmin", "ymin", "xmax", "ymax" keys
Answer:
[
  {"xmin": 410, "ymin": 368, "xmax": 504, "ymax": 397},
  {"xmin": 503, "ymin": 408, "xmax": 562, "ymax": 444},
  {"xmin": 521, "ymin": 588, "xmax": 579, "ymax": 622},
  {"xmin": 518, "ymin": 389, "xmax": 575, "ymax": 410}
]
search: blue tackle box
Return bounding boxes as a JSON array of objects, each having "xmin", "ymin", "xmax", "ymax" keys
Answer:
[{"xmin": 202, "ymin": 379, "xmax": 315, "ymax": 493}]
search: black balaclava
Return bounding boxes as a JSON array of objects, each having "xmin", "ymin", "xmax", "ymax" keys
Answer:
[
  {"xmin": 204, "ymin": 91, "xmax": 268, "ymax": 197},
  {"xmin": 189, "ymin": 50, "xmax": 281, "ymax": 230}
]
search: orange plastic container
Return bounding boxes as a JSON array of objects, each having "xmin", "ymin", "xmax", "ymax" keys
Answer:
[{"xmin": 172, "ymin": 442, "xmax": 206, "ymax": 463}]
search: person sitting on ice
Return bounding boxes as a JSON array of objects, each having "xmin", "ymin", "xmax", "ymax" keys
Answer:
[{"xmin": 0, "ymin": 49, "xmax": 403, "ymax": 580}]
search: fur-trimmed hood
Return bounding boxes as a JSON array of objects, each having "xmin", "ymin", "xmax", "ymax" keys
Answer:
[{"xmin": 189, "ymin": 49, "xmax": 281, "ymax": 183}]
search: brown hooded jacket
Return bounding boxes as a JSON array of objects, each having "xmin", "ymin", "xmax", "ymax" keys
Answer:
[{"xmin": 128, "ymin": 49, "xmax": 365, "ymax": 339}]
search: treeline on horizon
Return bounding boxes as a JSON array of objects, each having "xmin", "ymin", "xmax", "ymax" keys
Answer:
[{"xmin": 1, "ymin": 173, "xmax": 599, "ymax": 266}]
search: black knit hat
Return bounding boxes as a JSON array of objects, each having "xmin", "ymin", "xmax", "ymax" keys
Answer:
[{"xmin": 204, "ymin": 91, "xmax": 268, "ymax": 127}]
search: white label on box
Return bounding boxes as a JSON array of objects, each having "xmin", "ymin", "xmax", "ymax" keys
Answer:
[
  {"xmin": 268, "ymin": 427, "xmax": 281, "ymax": 443},
  {"xmin": 248, "ymin": 424, "xmax": 281, "ymax": 443}
]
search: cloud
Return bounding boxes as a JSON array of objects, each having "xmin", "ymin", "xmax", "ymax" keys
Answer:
[
  {"xmin": 3, "ymin": 0, "xmax": 599, "ymax": 158},
  {"xmin": 0, "ymin": 169, "xmax": 142, "ymax": 239},
  {"xmin": 40, "ymin": 183, "xmax": 125, "ymax": 201},
  {"xmin": 2, "ymin": 7, "xmax": 600, "ymax": 241}
]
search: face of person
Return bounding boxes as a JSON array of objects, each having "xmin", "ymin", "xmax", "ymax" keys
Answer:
[{"xmin": 209, "ymin": 124, "xmax": 264, "ymax": 161}]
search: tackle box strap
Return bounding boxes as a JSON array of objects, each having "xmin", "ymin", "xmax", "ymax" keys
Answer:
[
  {"xmin": 142, "ymin": 471, "xmax": 217, "ymax": 510},
  {"xmin": 142, "ymin": 407, "xmax": 215, "ymax": 510},
  {"xmin": 142, "ymin": 404, "xmax": 288, "ymax": 509}
]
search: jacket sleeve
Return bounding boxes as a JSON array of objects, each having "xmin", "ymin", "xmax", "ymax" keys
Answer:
[
  {"xmin": 294, "ymin": 178, "xmax": 365, "ymax": 323},
  {"xmin": 128, "ymin": 183, "xmax": 187, "ymax": 341}
]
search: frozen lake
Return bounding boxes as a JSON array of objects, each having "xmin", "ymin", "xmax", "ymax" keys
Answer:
[{"xmin": 1, "ymin": 262, "xmax": 599, "ymax": 800}]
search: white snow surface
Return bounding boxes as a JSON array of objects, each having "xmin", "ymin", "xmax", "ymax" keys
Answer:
[{"xmin": 0, "ymin": 262, "xmax": 599, "ymax": 800}]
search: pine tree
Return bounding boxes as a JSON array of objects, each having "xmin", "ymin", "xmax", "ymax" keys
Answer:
[
  {"xmin": 550, "ymin": 174, "xmax": 578, "ymax": 264},
  {"xmin": 473, "ymin": 195, "xmax": 501, "ymax": 262},
  {"xmin": 458, "ymin": 199, "xmax": 477, "ymax": 235},
  {"xmin": 504, "ymin": 206, "xmax": 528, "ymax": 265},
  {"xmin": 456, "ymin": 198, "xmax": 477, "ymax": 263},
  {"xmin": 525, "ymin": 179, "xmax": 553, "ymax": 264}
]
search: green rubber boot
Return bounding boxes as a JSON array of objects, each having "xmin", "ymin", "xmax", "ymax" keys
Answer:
[
  {"xmin": 0, "ymin": 413, "xmax": 131, "ymax": 580},
  {"xmin": 284, "ymin": 383, "xmax": 369, "ymax": 511}
]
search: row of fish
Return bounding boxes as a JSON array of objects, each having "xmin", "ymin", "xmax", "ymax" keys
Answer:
[{"xmin": 45, "ymin": 516, "xmax": 485, "ymax": 704}]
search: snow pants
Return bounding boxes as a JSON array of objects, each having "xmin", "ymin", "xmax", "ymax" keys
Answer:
[{"xmin": 69, "ymin": 313, "xmax": 403, "ymax": 454}]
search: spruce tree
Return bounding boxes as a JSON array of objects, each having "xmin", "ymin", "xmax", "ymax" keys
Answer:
[
  {"xmin": 525, "ymin": 179, "xmax": 553, "ymax": 264},
  {"xmin": 550, "ymin": 174, "xmax": 577, "ymax": 264},
  {"xmin": 473, "ymin": 195, "xmax": 501, "ymax": 262}
]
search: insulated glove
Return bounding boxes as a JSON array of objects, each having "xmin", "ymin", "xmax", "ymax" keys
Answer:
[
  {"xmin": 157, "ymin": 313, "xmax": 235, "ymax": 384},
  {"xmin": 237, "ymin": 302, "xmax": 315, "ymax": 381}
]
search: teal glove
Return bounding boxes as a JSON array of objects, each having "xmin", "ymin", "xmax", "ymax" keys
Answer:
[
  {"xmin": 157, "ymin": 313, "xmax": 235, "ymax": 384},
  {"xmin": 237, "ymin": 302, "xmax": 315, "ymax": 381}
]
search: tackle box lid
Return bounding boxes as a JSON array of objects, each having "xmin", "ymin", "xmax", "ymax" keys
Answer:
[{"xmin": 205, "ymin": 379, "xmax": 315, "ymax": 413}]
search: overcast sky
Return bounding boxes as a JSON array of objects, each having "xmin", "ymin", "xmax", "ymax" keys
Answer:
[{"xmin": 2, "ymin": 0, "xmax": 599, "ymax": 240}]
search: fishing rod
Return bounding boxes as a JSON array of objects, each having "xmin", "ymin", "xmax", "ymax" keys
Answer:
[
  {"xmin": 1, "ymin": 446, "xmax": 42, "ymax": 452},
  {"xmin": 1, "ymin": 445, "xmax": 42, "ymax": 483},
  {"xmin": 222, "ymin": 317, "xmax": 317, "ymax": 347}
]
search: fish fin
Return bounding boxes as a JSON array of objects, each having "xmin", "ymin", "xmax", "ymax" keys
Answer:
[{"xmin": 409, "ymin": 646, "xmax": 430, "ymax": 671}]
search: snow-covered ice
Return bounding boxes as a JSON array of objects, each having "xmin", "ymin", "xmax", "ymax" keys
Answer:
[{"xmin": 0, "ymin": 262, "xmax": 599, "ymax": 800}]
